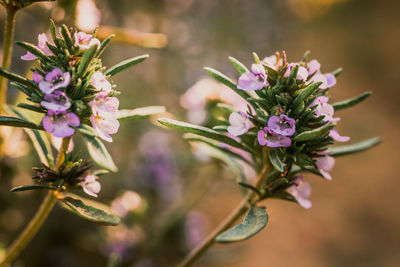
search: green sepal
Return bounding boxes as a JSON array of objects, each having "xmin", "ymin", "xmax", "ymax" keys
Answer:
[
  {"xmin": 158, "ymin": 118, "xmax": 252, "ymax": 153},
  {"xmin": 83, "ymin": 135, "xmax": 118, "ymax": 172},
  {"xmin": 216, "ymin": 206, "xmax": 268, "ymax": 243},
  {"xmin": 332, "ymin": 91, "xmax": 371, "ymax": 111},
  {"xmin": 105, "ymin": 54, "xmax": 149, "ymax": 77},
  {"xmin": 117, "ymin": 106, "xmax": 165, "ymax": 121},
  {"xmin": 11, "ymin": 184, "xmax": 56, "ymax": 192},
  {"xmin": 0, "ymin": 116, "xmax": 42, "ymax": 129},
  {"xmin": 16, "ymin": 41, "xmax": 51, "ymax": 62},
  {"xmin": 294, "ymin": 123, "xmax": 334, "ymax": 142},
  {"xmin": 77, "ymin": 44, "xmax": 98, "ymax": 76},
  {"xmin": 328, "ymin": 137, "xmax": 381, "ymax": 157},
  {"xmin": 268, "ymin": 149, "xmax": 285, "ymax": 172},
  {"xmin": 59, "ymin": 195, "xmax": 120, "ymax": 226},
  {"xmin": 96, "ymin": 34, "xmax": 114, "ymax": 58},
  {"xmin": 228, "ymin": 56, "xmax": 249, "ymax": 74}
]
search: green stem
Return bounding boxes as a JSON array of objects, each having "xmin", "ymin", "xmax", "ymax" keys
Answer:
[
  {"xmin": 0, "ymin": 137, "xmax": 71, "ymax": 265},
  {"xmin": 0, "ymin": 7, "xmax": 17, "ymax": 114},
  {"xmin": 177, "ymin": 158, "xmax": 271, "ymax": 267}
]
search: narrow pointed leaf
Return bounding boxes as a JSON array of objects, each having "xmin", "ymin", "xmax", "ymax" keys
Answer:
[
  {"xmin": 60, "ymin": 24, "xmax": 74, "ymax": 51},
  {"xmin": 59, "ymin": 196, "xmax": 120, "ymax": 226},
  {"xmin": 105, "ymin": 54, "xmax": 149, "ymax": 76},
  {"xmin": 158, "ymin": 118, "xmax": 252, "ymax": 153},
  {"xmin": 332, "ymin": 91, "xmax": 371, "ymax": 111},
  {"xmin": 96, "ymin": 34, "xmax": 114, "ymax": 58},
  {"xmin": 268, "ymin": 149, "xmax": 284, "ymax": 172},
  {"xmin": 83, "ymin": 135, "xmax": 118, "ymax": 172},
  {"xmin": 294, "ymin": 123, "xmax": 334, "ymax": 142},
  {"xmin": 17, "ymin": 103, "xmax": 45, "ymax": 113},
  {"xmin": 16, "ymin": 41, "xmax": 50, "ymax": 62},
  {"xmin": 293, "ymin": 82, "xmax": 322, "ymax": 107},
  {"xmin": 216, "ymin": 206, "xmax": 268, "ymax": 243},
  {"xmin": 229, "ymin": 56, "xmax": 249, "ymax": 74},
  {"xmin": 77, "ymin": 44, "xmax": 98, "ymax": 76},
  {"xmin": 117, "ymin": 106, "xmax": 165, "ymax": 121},
  {"xmin": 0, "ymin": 116, "xmax": 42, "ymax": 129},
  {"xmin": 11, "ymin": 184, "xmax": 55, "ymax": 192},
  {"xmin": 0, "ymin": 67, "xmax": 34, "ymax": 88},
  {"xmin": 76, "ymin": 124, "xmax": 97, "ymax": 137},
  {"xmin": 328, "ymin": 137, "xmax": 381, "ymax": 157},
  {"xmin": 11, "ymin": 82, "xmax": 42, "ymax": 99},
  {"xmin": 331, "ymin": 67, "xmax": 343, "ymax": 77}
]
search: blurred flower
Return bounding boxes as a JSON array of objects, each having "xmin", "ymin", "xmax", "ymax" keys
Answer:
[
  {"xmin": 237, "ymin": 64, "xmax": 267, "ymax": 91},
  {"xmin": 81, "ymin": 175, "xmax": 101, "ymax": 197},
  {"xmin": 90, "ymin": 71, "xmax": 112, "ymax": 94},
  {"xmin": 329, "ymin": 128, "xmax": 350, "ymax": 142},
  {"xmin": 315, "ymin": 154, "xmax": 335, "ymax": 180},
  {"xmin": 261, "ymin": 54, "xmax": 283, "ymax": 70},
  {"xmin": 111, "ymin": 191, "xmax": 143, "ymax": 218},
  {"xmin": 74, "ymin": 32, "xmax": 100, "ymax": 50},
  {"xmin": 21, "ymin": 33, "xmax": 53, "ymax": 61},
  {"xmin": 287, "ymin": 176, "xmax": 312, "ymax": 209},
  {"xmin": 75, "ymin": 0, "xmax": 101, "ymax": 32},
  {"xmin": 42, "ymin": 112, "xmax": 80, "ymax": 138},
  {"xmin": 185, "ymin": 211, "xmax": 206, "ymax": 249},
  {"xmin": 90, "ymin": 95, "xmax": 120, "ymax": 142},
  {"xmin": 0, "ymin": 127, "xmax": 28, "ymax": 158},
  {"xmin": 227, "ymin": 111, "xmax": 254, "ymax": 136},
  {"xmin": 38, "ymin": 68, "xmax": 71, "ymax": 95},
  {"xmin": 284, "ymin": 63, "xmax": 308, "ymax": 80}
]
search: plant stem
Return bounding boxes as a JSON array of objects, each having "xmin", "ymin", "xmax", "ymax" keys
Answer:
[
  {"xmin": 0, "ymin": 7, "xmax": 17, "ymax": 114},
  {"xmin": 177, "ymin": 162, "xmax": 270, "ymax": 267},
  {"xmin": 0, "ymin": 137, "xmax": 71, "ymax": 265}
]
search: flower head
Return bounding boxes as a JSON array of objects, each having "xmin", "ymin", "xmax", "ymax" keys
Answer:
[
  {"xmin": 90, "ymin": 71, "xmax": 112, "ymax": 94},
  {"xmin": 21, "ymin": 33, "xmax": 53, "ymax": 61},
  {"xmin": 39, "ymin": 68, "xmax": 71, "ymax": 94},
  {"xmin": 74, "ymin": 31, "xmax": 100, "ymax": 50},
  {"xmin": 40, "ymin": 91, "xmax": 71, "ymax": 114},
  {"xmin": 315, "ymin": 154, "xmax": 335, "ymax": 180},
  {"xmin": 81, "ymin": 175, "xmax": 101, "ymax": 197},
  {"xmin": 287, "ymin": 176, "xmax": 312, "ymax": 209},
  {"xmin": 42, "ymin": 112, "xmax": 80, "ymax": 138},
  {"xmin": 257, "ymin": 127, "xmax": 291, "ymax": 148},
  {"xmin": 90, "ymin": 95, "xmax": 120, "ymax": 142},
  {"xmin": 227, "ymin": 111, "xmax": 253, "ymax": 136},
  {"xmin": 237, "ymin": 64, "xmax": 267, "ymax": 91},
  {"xmin": 267, "ymin": 114, "xmax": 296, "ymax": 136}
]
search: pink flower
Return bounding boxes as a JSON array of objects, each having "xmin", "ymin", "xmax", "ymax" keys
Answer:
[
  {"xmin": 74, "ymin": 31, "xmax": 100, "ymax": 50},
  {"xmin": 257, "ymin": 127, "xmax": 291, "ymax": 148},
  {"xmin": 315, "ymin": 154, "xmax": 335, "ymax": 180},
  {"xmin": 309, "ymin": 96, "xmax": 339, "ymax": 123},
  {"xmin": 227, "ymin": 111, "xmax": 253, "ymax": 136},
  {"xmin": 90, "ymin": 95, "xmax": 120, "ymax": 142},
  {"xmin": 81, "ymin": 175, "xmax": 101, "ymax": 197},
  {"xmin": 307, "ymin": 59, "xmax": 321, "ymax": 75},
  {"xmin": 284, "ymin": 63, "xmax": 308, "ymax": 81},
  {"xmin": 38, "ymin": 68, "xmax": 71, "ymax": 95},
  {"xmin": 237, "ymin": 64, "xmax": 267, "ymax": 91},
  {"xmin": 287, "ymin": 176, "xmax": 312, "ymax": 209},
  {"xmin": 267, "ymin": 114, "xmax": 296, "ymax": 137},
  {"xmin": 329, "ymin": 128, "xmax": 350, "ymax": 142},
  {"xmin": 90, "ymin": 71, "xmax": 112, "ymax": 94},
  {"xmin": 261, "ymin": 54, "xmax": 282, "ymax": 70},
  {"xmin": 42, "ymin": 112, "xmax": 80, "ymax": 138},
  {"xmin": 21, "ymin": 33, "xmax": 53, "ymax": 61}
]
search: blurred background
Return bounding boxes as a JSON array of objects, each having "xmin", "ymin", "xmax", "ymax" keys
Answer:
[{"xmin": 0, "ymin": 0, "xmax": 399, "ymax": 266}]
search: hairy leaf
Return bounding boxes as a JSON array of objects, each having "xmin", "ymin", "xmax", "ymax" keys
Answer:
[
  {"xmin": 332, "ymin": 91, "xmax": 371, "ymax": 111},
  {"xmin": 105, "ymin": 54, "xmax": 149, "ymax": 76},
  {"xmin": 328, "ymin": 137, "xmax": 381, "ymax": 157},
  {"xmin": 117, "ymin": 106, "xmax": 165, "ymax": 121}
]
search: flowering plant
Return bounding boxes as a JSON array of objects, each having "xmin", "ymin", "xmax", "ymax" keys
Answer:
[
  {"xmin": 0, "ymin": 21, "xmax": 164, "ymax": 265},
  {"xmin": 158, "ymin": 51, "xmax": 380, "ymax": 266}
]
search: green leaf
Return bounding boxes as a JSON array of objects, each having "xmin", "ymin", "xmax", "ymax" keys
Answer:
[
  {"xmin": 216, "ymin": 206, "xmax": 268, "ymax": 243},
  {"xmin": 0, "ymin": 67, "xmax": 34, "ymax": 88},
  {"xmin": 158, "ymin": 118, "xmax": 252, "ymax": 153},
  {"xmin": 96, "ymin": 34, "xmax": 114, "ymax": 58},
  {"xmin": 204, "ymin": 67, "xmax": 250, "ymax": 101},
  {"xmin": 294, "ymin": 123, "xmax": 334, "ymax": 142},
  {"xmin": 11, "ymin": 82, "xmax": 42, "ymax": 100},
  {"xmin": 293, "ymin": 82, "xmax": 322, "ymax": 107},
  {"xmin": 332, "ymin": 91, "xmax": 371, "ymax": 111},
  {"xmin": 16, "ymin": 41, "xmax": 50, "ymax": 62},
  {"xmin": 0, "ymin": 116, "xmax": 42, "ymax": 129},
  {"xmin": 83, "ymin": 135, "xmax": 118, "ymax": 172},
  {"xmin": 76, "ymin": 124, "xmax": 97, "ymax": 137},
  {"xmin": 216, "ymin": 103, "xmax": 235, "ymax": 113},
  {"xmin": 268, "ymin": 149, "xmax": 284, "ymax": 172},
  {"xmin": 59, "ymin": 196, "xmax": 120, "ymax": 226},
  {"xmin": 11, "ymin": 184, "xmax": 55, "ymax": 192},
  {"xmin": 117, "ymin": 106, "xmax": 165, "ymax": 121},
  {"xmin": 6, "ymin": 106, "xmax": 54, "ymax": 167},
  {"xmin": 228, "ymin": 56, "xmax": 249, "ymax": 74},
  {"xmin": 77, "ymin": 44, "xmax": 98, "ymax": 76},
  {"xmin": 331, "ymin": 67, "xmax": 343, "ymax": 77},
  {"xmin": 105, "ymin": 54, "xmax": 149, "ymax": 77},
  {"xmin": 328, "ymin": 137, "xmax": 381, "ymax": 157},
  {"xmin": 17, "ymin": 103, "xmax": 45, "ymax": 113},
  {"xmin": 60, "ymin": 24, "xmax": 74, "ymax": 51}
]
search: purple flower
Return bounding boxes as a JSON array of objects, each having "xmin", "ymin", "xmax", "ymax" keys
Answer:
[
  {"xmin": 227, "ymin": 111, "xmax": 254, "ymax": 136},
  {"xmin": 258, "ymin": 127, "xmax": 291, "ymax": 148},
  {"xmin": 185, "ymin": 211, "xmax": 206, "ymax": 249},
  {"xmin": 42, "ymin": 112, "xmax": 80, "ymax": 138},
  {"xmin": 267, "ymin": 114, "xmax": 296, "ymax": 136},
  {"xmin": 287, "ymin": 176, "xmax": 312, "ymax": 209},
  {"xmin": 32, "ymin": 71, "xmax": 43, "ymax": 83},
  {"xmin": 90, "ymin": 71, "xmax": 112, "ymax": 94},
  {"xmin": 40, "ymin": 91, "xmax": 71, "ymax": 114},
  {"xmin": 237, "ymin": 64, "xmax": 267, "ymax": 91},
  {"xmin": 21, "ymin": 33, "xmax": 53, "ymax": 61},
  {"xmin": 39, "ymin": 68, "xmax": 71, "ymax": 94},
  {"xmin": 74, "ymin": 31, "xmax": 100, "ymax": 50},
  {"xmin": 329, "ymin": 128, "xmax": 350, "ymax": 142},
  {"xmin": 81, "ymin": 175, "xmax": 101, "ymax": 197},
  {"xmin": 315, "ymin": 154, "xmax": 335, "ymax": 180},
  {"xmin": 90, "ymin": 95, "xmax": 120, "ymax": 142},
  {"xmin": 325, "ymin": 73, "xmax": 337, "ymax": 88},
  {"xmin": 261, "ymin": 54, "xmax": 282, "ymax": 70},
  {"xmin": 309, "ymin": 96, "xmax": 339, "ymax": 123},
  {"xmin": 307, "ymin": 59, "xmax": 321, "ymax": 75},
  {"xmin": 284, "ymin": 63, "xmax": 308, "ymax": 81},
  {"xmin": 309, "ymin": 73, "xmax": 328, "ymax": 89}
]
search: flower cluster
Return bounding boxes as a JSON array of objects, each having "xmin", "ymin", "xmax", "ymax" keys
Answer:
[{"xmin": 20, "ymin": 26, "xmax": 119, "ymax": 141}]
